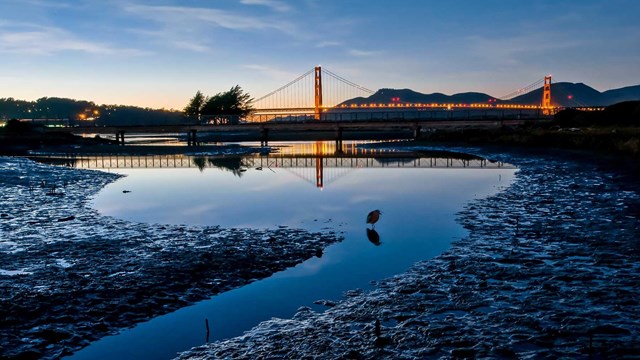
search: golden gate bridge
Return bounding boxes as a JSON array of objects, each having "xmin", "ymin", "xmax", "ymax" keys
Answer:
[{"xmin": 243, "ymin": 66, "xmax": 556, "ymax": 123}]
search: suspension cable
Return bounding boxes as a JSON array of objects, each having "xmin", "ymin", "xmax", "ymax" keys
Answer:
[
  {"xmin": 252, "ymin": 68, "xmax": 315, "ymax": 103},
  {"xmin": 323, "ymin": 68, "xmax": 375, "ymax": 94},
  {"xmin": 499, "ymin": 78, "xmax": 544, "ymax": 100}
]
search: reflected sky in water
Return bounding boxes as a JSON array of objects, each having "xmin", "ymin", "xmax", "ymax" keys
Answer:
[
  {"xmin": 73, "ymin": 142, "xmax": 516, "ymax": 360},
  {"xmin": 91, "ymin": 142, "xmax": 514, "ymax": 233}
]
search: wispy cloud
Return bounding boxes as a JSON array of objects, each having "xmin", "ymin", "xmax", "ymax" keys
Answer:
[
  {"xmin": 6, "ymin": 0, "xmax": 72, "ymax": 8},
  {"xmin": 127, "ymin": 27, "xmax": 213, "ymax": 53},
  {"xmin": 243, "ymin": 64, "xmax": 300, "ymax": 81},
  {"xmin": 464, "ymin": 32, "xmax": 586, "ymax": 66},
  {"xmin": 0, "ymin": 22, "xmax": 146, "ymax": 55},
  {"xmin": 239, "ymin": 0, "xmax": 292, "ymax": 13},
  {"xmin": 123, "ymin": 4, "xmax": 296, "ymax": 34},
  {"xmin": 316, "ymin": 41, "xmax": 342, "ymax": 48},
  {"xmin": 120, "ymin": 3, "xmax": 302, "ymax": 53},
  {"xmin": 348, "ymin": 49, "xmax": 380, "ymax": 57},
  {"xmin": 316, "ymin": 40, "xmax": 380, "ymax": 58}
]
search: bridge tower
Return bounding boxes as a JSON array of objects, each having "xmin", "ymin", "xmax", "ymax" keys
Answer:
[
  {"xmin": 542, "ymin": 75, "xmax": 552, "ymax": 110},
  {"xmin": 314, "ymin": 66, "xmax": 323, "ymax": 120}
]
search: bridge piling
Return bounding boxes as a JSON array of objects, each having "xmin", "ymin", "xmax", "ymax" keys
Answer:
[
  {"xmin": 187, "ymin": 129, "xmax": 198, "ymax": 146},
  {"xmin": 413, "ymin": 125, "xmax": 422, "ymax": 139},
  {"xmin": 115, "ymin": 131, "xmax": 126, "ymax": 146},
  {"xmin": 260, "ymin": 128, "xmax": 269, "ymax": 146},
  {"xmin": 335, "ymin": 127, "xmax": 343, "ymax": 148}
]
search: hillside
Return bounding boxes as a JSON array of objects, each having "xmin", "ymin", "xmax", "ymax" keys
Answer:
[
  {"xmin": 0, "ymin": 97, "xmax": 184, "ymax": 126},
  {"xmin": 342, "ymin": 88, "xmax": 495, "ymax": 106},
  {"xmin": 554, "ymin": 100, "xmax": 640, "ymax": 127},
  {"xmin": 602, "ymin": 85, "xmax": 640, "ymax": 105}
]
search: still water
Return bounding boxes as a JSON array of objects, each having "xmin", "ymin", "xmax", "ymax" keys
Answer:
[{"xmin": 67, "ymin": 141, "xmax": 516, "ymax": 359}]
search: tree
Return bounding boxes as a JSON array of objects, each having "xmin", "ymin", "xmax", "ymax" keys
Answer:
[
  {"xmin": 184, "ymin": 90, "xmax": 206, "ymax": 120},
  {"xmin": 199, "ymin": 86, "xmax": 253, "ymax": 124}
]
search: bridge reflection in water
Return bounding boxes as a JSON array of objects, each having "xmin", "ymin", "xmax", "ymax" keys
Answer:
[{"xmin": 32, "ymin": 142, "xmax": 513, "ymax": 189}]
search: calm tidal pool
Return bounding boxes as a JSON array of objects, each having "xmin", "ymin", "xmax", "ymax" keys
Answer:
[{"xmin": 66, "ymin": 142, "xmax": 516, "ymax": 359}]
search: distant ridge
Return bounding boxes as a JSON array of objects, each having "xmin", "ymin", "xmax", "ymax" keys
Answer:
[
  {"xmin": 0, "ymin": 97, "xmax": 182, "ymax": 126},
  {"xmin": 341, "ymin": 83, "xmax": 640, "ymax": 107}
]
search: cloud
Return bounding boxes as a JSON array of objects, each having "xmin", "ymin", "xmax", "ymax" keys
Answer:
[
  {"xmin": 243, "ymin": 64, "xmax": 300, "ymax": 81},
  {"xmin": 348, "ymin": 49, "xmax": 380, "ymax": 57},
  {"xmin": 127, "ymin": 27, "xmax": 213, "ymax": 53},
  {"xmin": 0, "ymin": 22, "xmax": 146, "ymax": 55},
  {"xmin": 5, "ymin": 0, "xmax": 72, "ymax": 8},
  {"xmin": 120, "ymin": 3, "xmax": 304, "ymax": 53},
  {"xmin": 123, "ymin": 4, "xmax": 296, "ymax": 34},
  {"xmin": 464, "ymin": 32, "xmax": 586, "ymax": 67},
  {"xmin": 312, "ymin": 39, "xmax": 379, "ymax": 57},
  {"xmin": 316, "ymin": 41, "xmax": 342, "ymax": 48},
  {"xmin": 239, "ymin": 0, "xmax": 292, "ymax": 13}
]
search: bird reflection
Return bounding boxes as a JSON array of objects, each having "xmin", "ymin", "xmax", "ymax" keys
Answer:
[{"xmin": 366, "ymin": 228, "xmax": 381, "ymax": 246}]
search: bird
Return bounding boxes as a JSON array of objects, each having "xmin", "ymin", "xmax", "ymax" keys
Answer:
[{"xmin": 366, "ymin": 210, "xmax": 382, "ymax": 229}]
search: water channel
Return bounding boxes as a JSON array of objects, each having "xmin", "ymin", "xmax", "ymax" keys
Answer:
[{"xmin": 60, "ymin": 141, "xmax": 516, "ymax": 359}]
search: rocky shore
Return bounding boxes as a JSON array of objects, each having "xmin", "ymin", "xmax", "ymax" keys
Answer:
[
  {"xmin": 0, "ymin": 157, "xmax": 341, "ymax": 359},
  {"xmin": 178, "ymin": 146, "xmax": 640, "ymax": 359}
]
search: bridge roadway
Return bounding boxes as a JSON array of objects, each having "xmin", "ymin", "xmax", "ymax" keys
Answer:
[{"xmin": 46, "ymin": 118, "xmax": 540, "ymax": 145}]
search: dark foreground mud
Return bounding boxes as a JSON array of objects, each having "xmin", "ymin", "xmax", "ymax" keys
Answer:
[
  {"xmin": 0, "ymin": 157, "xmax": 340, "ymax": 359},
  {"xmin": 179, "ymin": 147, "xmax": 640, "ymax": 359}
]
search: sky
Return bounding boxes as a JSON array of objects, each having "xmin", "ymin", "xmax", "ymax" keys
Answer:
[{"xmin": 1, "ymin": 0, "xmax": 639, "ymax": 109}]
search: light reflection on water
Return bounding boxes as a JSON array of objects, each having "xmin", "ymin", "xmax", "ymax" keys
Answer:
[{"xmin": 66, "ymin": 142, "xmax": 516, "ymax": 359}]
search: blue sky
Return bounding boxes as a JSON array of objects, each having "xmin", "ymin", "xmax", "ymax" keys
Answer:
[{"xmin": 1, "ymin": 0, "xmax": 639, "ymax": 109}]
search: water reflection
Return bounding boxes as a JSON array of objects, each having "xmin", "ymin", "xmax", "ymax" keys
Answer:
[
  {"xmin": 29, "ymin": 142, "xmax": 511, "ymax": 191},
  {"xmin": 366, "ymin": 228, "xmax": 381, "ymax": 246},
  {"xmin": 193, "ymin": 156, "xmax": 251, "ymax": 176}
]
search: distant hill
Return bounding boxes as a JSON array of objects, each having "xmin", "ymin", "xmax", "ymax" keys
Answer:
[
  {"xmin": 342, "ymin": 88, "xmax": 495, "ymax": 106},
  {"xmin": 342, "ymin": 83, "xmax": 640, "ymax": 107},
  {"xmin": 0, "ymin": 97, "xmax": 184, "ymax": 126},
  {"xmin": 601, "ymin": 85, "xmax": 640, "ymax": 105}
]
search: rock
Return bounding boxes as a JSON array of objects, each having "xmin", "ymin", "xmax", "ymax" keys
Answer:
[
  {"xmin": 37, "ymin": 328, "xmax": 72, "ymax": 342},
  {"xmin": 11, "ymin": 349, "xmax": 43, "ymax": 360},
  {"xmin": 451, "ymin": 347, "xmax": 476, "ymax": 358},
  {"xmin": 314, "ymin": 299, "xmax": 337, "ymax": 307},
  {"xmin": 588, "ymin": 324, "xmax": 631, "ymax": 336}
]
